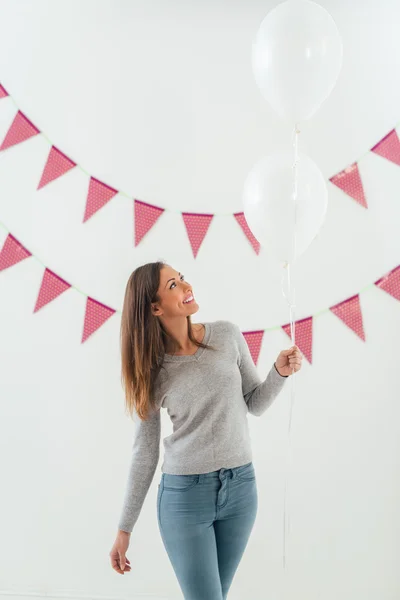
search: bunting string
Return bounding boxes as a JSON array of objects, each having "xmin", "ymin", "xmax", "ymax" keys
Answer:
[
  {"xmin": 1, "ymin": 83, "xmax": 400, "ymax": 258},
  {"xmin": 1, "ymin": 218, "xmax": 399, "ymax": 347}
]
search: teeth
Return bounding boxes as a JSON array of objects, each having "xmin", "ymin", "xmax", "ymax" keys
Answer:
[{"xmin": 184, "ymin": 295, "xmax": 193, "ymax": 303}]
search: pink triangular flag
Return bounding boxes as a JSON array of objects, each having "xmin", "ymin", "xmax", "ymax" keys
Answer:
[
  {"xmin": 182, "ymin": 212, "xmax": 213, "ymax": 258},
  {"xmin": 82, "ymin": 297, "xmax": 116, "ymax": 343},
  {"xmin": 0, "ymin": 111, "xmax": 40, "ymax": 152},
  {"xmin": 83, "ymin": 177, "xmax": 119, "ymax": 222},
  {"xmin": 330, "ymin": 294, "xmax": 365, "ymax": 341},
  {"xmin": 375, "ymin": 265, "xmax": 400, "ymax": 302},
  {"xmin": 37, "ymin": 146, "xmax": 76, "ymax": 190},
  {"xmin": 34, "ymin": 268, "xmax": 71, "ymax": 312},
  {"xmin": 330, "ymin": 162, "xmax": 367, "ymax": 208},
  {"xmin": 134, "ymin": 199, "xmax": 164, "ymax": 246},
  {"xmin": 0, "ymin": 84, "xmax": 9, "ymax": 99},
  {"xmin": 242, "ymin": 330, "xmax": 265, "ymax": 365},
  {"xmin": 0, "ymin": 234, "xmax": 31, "ymax": 271},
  {"xmin": 282, "ymin": 316, "xmax": 313, "ymax": 364},
  {"xmin": 371, "ymin": 129, "xmax": 400, "ymax": 166},
  {"xmin": 234, "ymin": 212, "xmax": 261, "ymax": 255}
]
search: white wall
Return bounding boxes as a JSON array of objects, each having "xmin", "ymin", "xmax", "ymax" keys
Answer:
[{"xmin": 0, "ymin": 1, "xmax": 399, "ymax": 599}]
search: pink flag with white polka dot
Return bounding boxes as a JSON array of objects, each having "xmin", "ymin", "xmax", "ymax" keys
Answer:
[
  {"xmin": 0, "ymin": 111, "xmax": 40, "ymax": 152},
  {"xmin": 330, "ymin": 294, "xmax": 365, "ymax": 341},
  {"xmin": 37, "ymin": 146, "xmax": 77, "ymax": 190},
  {"xmin": 34, "ymin": 268, "xmax": 71, "ymax": 312},
  {"xmin": 84, "ymin": 177, "xmax": 119, "ymax": 222},
  {"xmin": 134, "ymin": 199, "xmax": 164, "ymax": 246},
  {"xmin": 282, "ymin": 316, "xmax": 313, "ymax": 364},
  {"xmin": 375, "ymin": 265, "xmax": 400, "ymax": 302},
  {"xmin": 242, "ymin": 330, "xmax": 265, "ymax": 365},
  {"xmin": 371, "ymin": 129, "xmax": 400, "ymax": 166},
  {"xmin": 233, "ymin": 212, "xmax": 261, "ymax": 255},
  {"xmin": 0, "ymin": 84, "xmax": 9, "ymax": 99},
  {"xmin": 330, "ymin": 162, "xmax": 367, "ymax": 208},
  {"xmin": 0, "ymin": 234, "xmax": 31, "ymax": 271},
  {"xmin": 182, "ymin": 212, "xmax": 214, "ymax": 258},
  {"xmin": 82, "ymin": 297, "xmax": 116, "ymax": 343}
]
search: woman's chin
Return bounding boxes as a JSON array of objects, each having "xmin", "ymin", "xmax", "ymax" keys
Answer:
[{"xmin": 186, "ymin": 302, "xmax": 199, "ymax": 313}]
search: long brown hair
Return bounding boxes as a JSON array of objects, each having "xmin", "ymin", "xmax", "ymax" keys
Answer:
[{"xmin": 120, "ymin": 260, "xmax": 215, "ymax": 421}]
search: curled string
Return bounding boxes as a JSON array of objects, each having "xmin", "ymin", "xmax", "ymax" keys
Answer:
[{"xmin": 281, "ymin": 123, "xmax": 300, "ymax": 580}]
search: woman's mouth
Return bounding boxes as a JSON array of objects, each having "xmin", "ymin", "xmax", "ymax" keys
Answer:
[{"xmin": 183, "ymin": 295, "xmax": 194, "ymax": 304}]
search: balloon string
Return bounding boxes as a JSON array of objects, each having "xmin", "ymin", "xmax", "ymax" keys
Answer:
[{"xmin": 281, "ymin": 123, "xmax": 300, "ymax": 583}]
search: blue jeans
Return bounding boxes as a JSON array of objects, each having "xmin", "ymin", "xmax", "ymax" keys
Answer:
[{"xmin": 157, "ymin": 462, "xmax": 258, "ymax": 599}]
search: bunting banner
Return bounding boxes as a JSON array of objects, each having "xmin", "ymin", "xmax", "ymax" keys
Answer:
[
  {"xmin": 1, "ymin": 220, "xmax": 399, "ymax": 354},
  {"xmin": 1, "ymin": 83, "xmax": 400, "ymax": 258}
]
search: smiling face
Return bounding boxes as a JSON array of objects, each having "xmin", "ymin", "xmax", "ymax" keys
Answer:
[{"xmin": 151, "ymin": 265, "xmax": 199, "ymax": 319}]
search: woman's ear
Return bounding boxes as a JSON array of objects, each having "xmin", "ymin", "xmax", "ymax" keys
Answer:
[{"xmin": 151, "ymin": 302, "xmax": 161, "ymax": 316}]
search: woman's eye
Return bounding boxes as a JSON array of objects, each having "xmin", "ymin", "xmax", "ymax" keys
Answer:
[{"xmin": 170, "ymin": 275, "xmax": 184, "ymax": 289}]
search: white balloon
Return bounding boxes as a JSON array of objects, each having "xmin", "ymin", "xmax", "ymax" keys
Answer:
[
  {"xmin": 243, "ymin": 152, "xmax": 328, "ymax": 263},
  {"xmin": 252, "ymin": 0, "xmax": 343, "ymax": 123}
]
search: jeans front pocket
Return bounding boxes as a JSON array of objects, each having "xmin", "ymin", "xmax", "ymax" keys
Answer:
[
  {"xmin": 162, "ymin": 473, "xmax": 200, "ymax": 491},
  {"xmin": 235, "ymin": 462, "xmax": 256, "ymax": 482}
]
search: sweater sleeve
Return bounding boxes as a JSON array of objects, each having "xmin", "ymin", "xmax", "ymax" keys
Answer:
[
  {"xmin": 231, "ymin": 322, "xmax": 288, "ymax": 417},
  {"xmin": 117, "ymin": 404, "xmax": 161, "ymax": 533}
]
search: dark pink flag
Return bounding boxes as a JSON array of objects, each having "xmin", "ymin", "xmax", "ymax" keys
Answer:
[
  {"xmin": 375, "ymin": 265, "xmax": 400, "ymax": 302},
  {"xmin": 0, "ymin": 111, "xmax": 40, "ymax": 152},
  {"xmin": 330, "ymin": 294, "xmax": 365, "ymax": 341},
  {"xmin": 330, "ymin": 162, "xmax": 367, "ymax": 208},
  {"xmin": 0, "ymin": 234, "xmax": 31, "ymax": 271},
  {"xmin": 34, "ymin": 268, "xmax": 71, "ymax": 312},
  {"xmin": 84, "ymin": 177, "xmax": 119, "ymax": 222},
  {"xmin": 242, "ymin": 330, "xmax": 265, "ymax": 365},
  {"xmin": 234, "ymin": 212, "xmax": 261, "ymax": 255},
  {"xmin": 182, "ymin": 212, "xmax": 214, "ymax": 258},
  {"xmin": 82, "ymin": 297, "xmax": 116, "ymax": 343},
  {"xmin": 134, "ymin": 199, "xmax": 164, "ymax": 246},
  {"xmin": 37, "ymin": 146, "xmax": 76, "ymax": 189},
  {"xmin": 371, "ymin": 129, "xmax": 400, "ymax": 166}
]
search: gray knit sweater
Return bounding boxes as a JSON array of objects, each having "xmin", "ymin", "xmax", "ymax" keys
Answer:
[{"xmin": 117, "ymin": 319, "xmax": 288, "ymax": 533}]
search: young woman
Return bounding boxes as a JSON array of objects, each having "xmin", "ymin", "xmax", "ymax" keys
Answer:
[{"xmin": 109, "ymin": 261, "xmax": 302, "ymax": 599}]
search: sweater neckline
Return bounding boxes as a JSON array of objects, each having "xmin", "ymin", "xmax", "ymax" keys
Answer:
[{"xmin": 163, "ymin": 322, "xmax": 211, "ymax": 362}]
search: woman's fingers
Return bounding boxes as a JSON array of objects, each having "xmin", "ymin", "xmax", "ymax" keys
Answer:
[
  {"xmin": 288, "ymin": 349, "xmax": 302, "ymax": 370},
  {"xmin": 111, "ymin": 556, "xmax": 124, "ymax": 574}
]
